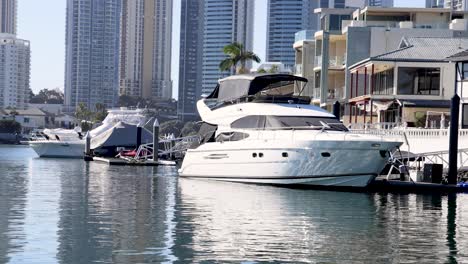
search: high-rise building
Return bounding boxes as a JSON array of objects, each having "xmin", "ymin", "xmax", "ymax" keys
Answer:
[
  {"xmin": 267, "ymin": 0, "xmax": 393, "ymax": 70},
  {"xmin": 0, "ymin": 34, "xmax": 30, "ymax": 110},
  {"xmin": 0, "ymin": 0, "xmax": 16, "ymax": 35},
  {"xmin": 64, "ymin": 0, "xmax": 122, "ymax": 111},
  {"xmin": 178, "ymin": 0, "xmax": 203, "ymax": 121},
  {"xmin": 267, "ymin": 0, "xmax": 319, "ymax": 69},
  {"xmin": 120, "ymin": 0, "xmax": 173, "ymax": 99},
  {"xmin": 426, "ymin": 0, "xmax": 468, "ymax": 10},
  {"xmin": 201, "ymin": 0, "xmax": 254, "ymax": 95}
]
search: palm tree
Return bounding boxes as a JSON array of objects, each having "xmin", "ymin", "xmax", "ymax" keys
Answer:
[{"xmin": 219, "ymin": 42, "xmax": 261, "ymax": 74}]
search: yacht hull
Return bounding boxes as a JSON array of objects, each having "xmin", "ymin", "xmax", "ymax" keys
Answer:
[
  {"xmin": 179, "ymin": 139, "xmax": 401, "ymax": 188},
  {"xmin": 28, "ymin": 141, "xmax": 84, "ymax": 158}
]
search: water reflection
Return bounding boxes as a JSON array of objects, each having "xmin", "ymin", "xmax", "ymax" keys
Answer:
[
  {"xmin": 0, "ymin": 147, "xmax": 29, "ymax": 263},
  {"xmin": 1, "ymin": 145, "xmax": 468, "ymax": 263},
  {"xmin": 56, "ymin": 161, "xmax": 178, "ymax": 263}
]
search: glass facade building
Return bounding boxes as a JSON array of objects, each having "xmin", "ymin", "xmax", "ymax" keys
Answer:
[
  {"xmin": 178, "ymin": 0, "xmax": 203, "ymax": 121},
  {"xmin": 65, "ymin": 0, "xmax": 122, "ymax": 111},
  {"xmin": 201, "ymin": 0, "xmax": 254, "ymax": 95},
  {"xmin": 119, "ymin": 0, "xmax": 173, "ymax": 99},
  {"xmin": 0, "ymin": 0, "xmax": 16, "ymax": 35}
]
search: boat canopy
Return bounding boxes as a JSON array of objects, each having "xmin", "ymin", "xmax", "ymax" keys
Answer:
[
  {"xmin": 90, "ymin": 121, "xmax": 152, "ymax": 150},
  {"xmin": 206, "ymin": 74, "xmax": 308, "ymax": 102}
]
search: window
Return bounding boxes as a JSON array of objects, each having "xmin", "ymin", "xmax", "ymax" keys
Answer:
[
  {"xmin": 231, "ymin": 115, "xmax": 348, "ymax": 131},
  {"xmin": 462, "ymin": 62, "xmax": 468, "ymax": 80},
  {"xmin": 397, "ymin": 67, "xmax": 440, "ymax": 95},
  {"xmin": 463, "ymin": 104, "xmax": 468, "ymax": 129},
  {"xmin": 314, "ymin": 71, "xmax": 321, "ymax": 88},
  {"xmin": 24, "ymin": 117, "xmax": 29, "ymax": 123}
]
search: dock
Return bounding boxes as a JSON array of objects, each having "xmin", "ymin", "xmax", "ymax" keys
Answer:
[
  {"xmin": 92, "ymin": 156, "xmax": 176, "ymax": 166},
  {"xmin": 368, "ymin": 178, "xmax": 466, "ymax": 193}
]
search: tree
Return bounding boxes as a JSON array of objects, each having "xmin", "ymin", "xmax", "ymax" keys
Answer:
[
  {"xmin": 160, "ymin": 120, "xmax": 184, "ymax": 137},
  {"xmin": 257, "ymin": 68, "xmax": 267, "ymax": 73},
  {"xmin": 93, "ymin": 103, "xmax": 107, "ymax": 123},
  {"xmin": 219, "ymin": 42, "xmax": 261, "ymax": 74},
  {"xmin": 0, "ymin": 120, "xmax": 21, "ymax": 133},
  {"xmin": 268, "ymin": 65, "xmax": 279, "ymax": 73},
  {"xmin": 181, "ymin": 121, "xmax": 201, "ymax": 137},
  {"xmin": 30, "ymin": 88, "xmax": 64, "ymax": 104}
]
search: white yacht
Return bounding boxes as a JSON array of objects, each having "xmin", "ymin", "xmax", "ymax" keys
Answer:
[
  {"xmin": 179, "ymin": 74, "xmax": 403, "ymax": 187},
  {"xmin": 28, "ymin": 108, "xmax": 151, "ymax": 158},
  {"xmin": 28, "ymin": 127, "xmax": 85, "ymax": 158}
]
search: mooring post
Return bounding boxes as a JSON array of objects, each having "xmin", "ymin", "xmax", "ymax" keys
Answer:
[
  {"xmin": 85, "ymin": 131, "xmax": 91, "ymax": 156},
  {"xmin": 152, "ymin": 119, "xmax": 159, "ymax": 162},
  {"xmin": 333, "ymin": 101, "xmax": 340, "ymax": 119},
  {"xmin": 136, "ymin": 124, "xmax": 142, "ymax": 150},
  {"xmin": 448, "ymin": 94, "xmax": 460, "ymax": 185}
]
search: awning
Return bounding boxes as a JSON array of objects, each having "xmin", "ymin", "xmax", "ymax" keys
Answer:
[
  {"xmin": 397, "ymin": 99, "xmax": 450, "ymax": 108},
  {"xmin": 356, "ymin": 100, "xmax": 396, "ymax": 112}
]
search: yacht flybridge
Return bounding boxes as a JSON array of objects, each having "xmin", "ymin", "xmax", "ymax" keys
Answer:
[{"xmin": 179, "ymin": 74, "xmax": 403, "ymax": 187}]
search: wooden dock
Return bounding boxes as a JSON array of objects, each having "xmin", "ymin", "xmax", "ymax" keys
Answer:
[
  {"xmin": 92, "ymin": 157, "xmax": 176, "ymax": 166},
  {"xmin": 368, "ymin": 178, "xmax": 466, "ymax": 193}
]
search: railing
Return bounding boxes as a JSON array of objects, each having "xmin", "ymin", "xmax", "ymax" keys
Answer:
[
  {"xmin": 312, "ymin": 88, "xmax": 321, "ymax": 100},
  {"xmin": 293, "ymin": 64, "xmax": 303, "ymax": 75},
  {"xmin": 349, "ymin": 122, "xmax": 403, "ymax": 130},
  {"xmin": 119, "ymin": 135, "xmax": 200, "ymax": 162},
  {"xmin": 329, "ymin": 55, "xmax": 345, "ymax": 67},
  {"xmin": 314, "ymin": 56, "xmax": 322, "ymax": 68},
  {"xmin": 342, "ymin": 20, "xmax": 450, "ymax": 31},
  {"xmin": 327, "ymin": 87, "xmax": 345, "ymax": 100},
  {"xmin": 294, "ymin": 30, "xmax": 315, "ymax": 42}
]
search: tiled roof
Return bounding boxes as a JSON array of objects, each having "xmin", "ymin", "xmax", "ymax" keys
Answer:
[
  {"xmin": 445, "ymin": 49, "xmax": 468, "ymax": 62},
  {"xmin": 372, "ymin": 37, "xmax": 468, "ymax": 62},
  {"xmin": 4, "ymin": 108, "xmax": 46, "ymax": 116}
]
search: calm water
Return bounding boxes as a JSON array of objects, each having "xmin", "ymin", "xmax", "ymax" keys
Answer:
[{"xmin": 1, "ymin": 145, "xmax": 468, "ymax": 263}]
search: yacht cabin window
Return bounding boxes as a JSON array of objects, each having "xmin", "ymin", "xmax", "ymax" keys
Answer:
[{"xmin": 231, "ymin": 115, "xmax": 348, "ymax": 131}]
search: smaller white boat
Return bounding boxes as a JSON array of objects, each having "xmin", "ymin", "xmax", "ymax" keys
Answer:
[
  {"xmin": 28, "ymin": 127, "xmax": 85, "ymax": 158},
  {"xmin": 28, "ymin": 108, "xmax": 152, "ymax": 158}
]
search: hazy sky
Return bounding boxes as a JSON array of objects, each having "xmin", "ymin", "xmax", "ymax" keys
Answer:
[{"xmin": 18, "ymin": 0, "xmax": 424, "ymax": 98}]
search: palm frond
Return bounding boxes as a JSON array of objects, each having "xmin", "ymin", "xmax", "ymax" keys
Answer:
[{"xmin": 219, "ymin": 58, "xmax": 234, "ymax": 71}]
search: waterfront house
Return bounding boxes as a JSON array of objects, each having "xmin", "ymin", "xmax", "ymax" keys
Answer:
[
  {"xmin": 294, "ymin": 7, "xmax": 468, "ymax": 118},
  {"xmin": 346, "ymin": 37, "xmax": 468, "ymax": 127},
  {"xmin": 446, "ymin": 49, "xmax": 468, "ymax": 128},
  {"xmin": 3, "ymin": 108, "xmax": 46, "ymax": 133}
]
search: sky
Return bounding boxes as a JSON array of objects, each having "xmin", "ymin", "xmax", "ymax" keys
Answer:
[{"xmin": 18, "ymin": 0, "xmax": 424, "ymax": 98}]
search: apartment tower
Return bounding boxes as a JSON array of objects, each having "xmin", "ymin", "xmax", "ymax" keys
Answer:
[
  {"xmin": 120, "ymin": 0, "xmax": 173, "ymax": 99},
  {"xmin": 0, "ymin": 0, "xmax": 30, "ymax": 110},
  {"xmin": 0, "ymin": 0, "xmax": 16, "ymax": 34},
  {"xmin": 267, "ymin": 0, "xmax": 393, "ymax": 69},
  {"xmin": 178, "ymin": 0, "xmax": 203, "ymax": 121},
  {"xmin": 0, "ymin": 34, "xmax": 30, "ymax": 109},
  {"xmin": 201, "ymin": 0, "xmax": 254, "ymax": 95},
  {"xmin": 64, "ymin": 0, "xmax": 122, "ymax": 111}
]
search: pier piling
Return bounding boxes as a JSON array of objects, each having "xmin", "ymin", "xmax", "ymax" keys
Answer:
[
  {"xmin": 448, "ymin": 94, "xmax": 460, "ymax": 185},
  {"xmin": 333, "ymin": 101, "xmax": 340, "ymax": 119},
  {"xmin": 153, "ymin": 119, "xmax": 159, "ymax": 162},
  {"xmin": 136, "ymin": 124, "xmax": 142, "ymax": 149},
  {"xmin": 85, "ymin": 131, "xmax": 91, "ymax": 155}
]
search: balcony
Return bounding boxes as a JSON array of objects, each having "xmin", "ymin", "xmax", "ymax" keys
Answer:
[
  {"xmin": 314, "ymin": 56, "xmax": 322, "ymax": 68},
  {"xmin": 314, "ymin": 55, "xmax": 345, "ymax": 68},
  {"xmin": 312, "ymin": 88, "xmax": 321, "ymax": 100},
  {"xmin": 293, "ymin": 64, "xmax": 302, "ymax": 75},
  {"xmin": 327, "ymin": 87, "xmax": 344, "ymax": 100},
  {"xmin": 329, "ymin": 55, "xmax": 346, "ymax": 68},
  {"xmin": 294, "ymin": 30, "xmax": 315, "ymax": 43},
  {"xmin": 342, "ymin": 20, "xmax": 451, "ymax": 32}
]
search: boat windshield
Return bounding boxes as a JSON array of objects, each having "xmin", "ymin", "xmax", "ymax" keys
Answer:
[{"xmin": 231, "ymin": 115, "xmax": 348, "ymax": 132}]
